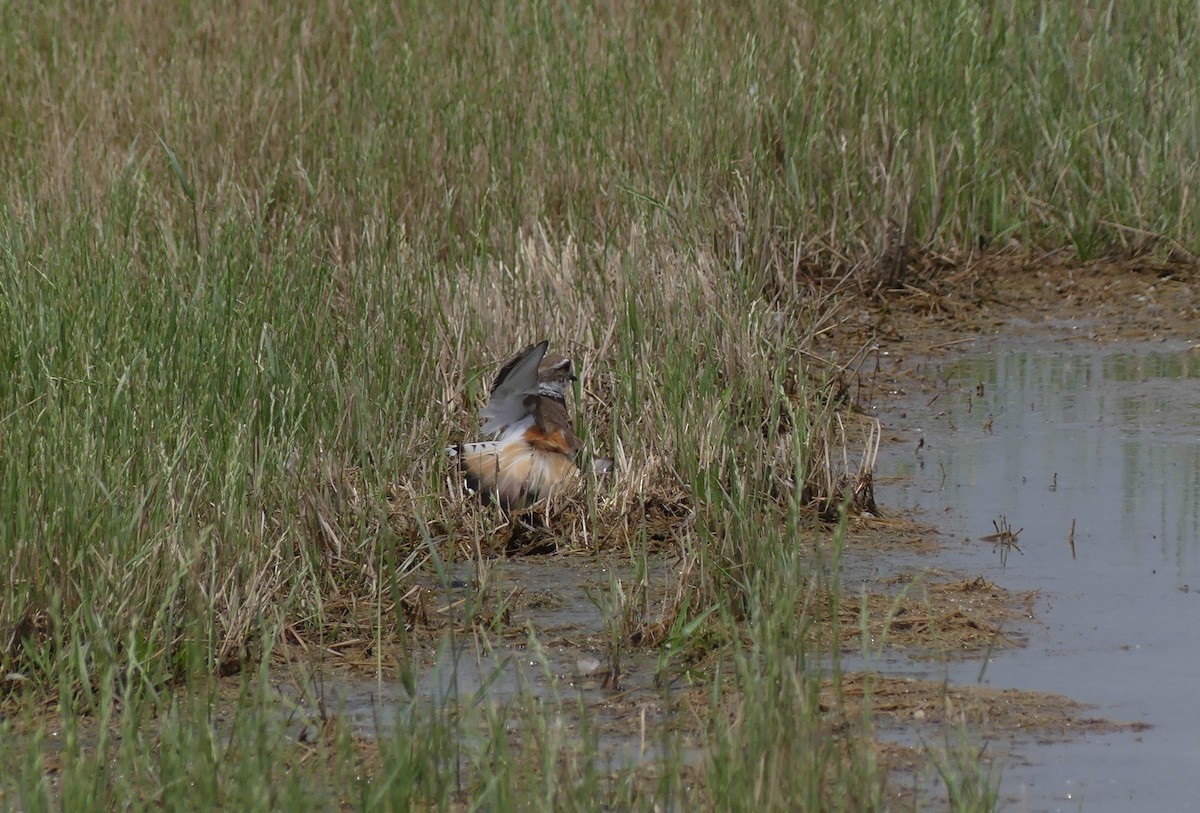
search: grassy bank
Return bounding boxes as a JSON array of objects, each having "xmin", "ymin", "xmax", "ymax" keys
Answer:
[{"xmin": 2, "ymin": 0, "xmax": 1197, "ymax": 809}]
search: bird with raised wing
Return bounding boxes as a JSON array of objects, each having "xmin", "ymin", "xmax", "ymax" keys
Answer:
[{"xmin": 450, "ymin": 341, "xmax": 583, "ymax": 509}]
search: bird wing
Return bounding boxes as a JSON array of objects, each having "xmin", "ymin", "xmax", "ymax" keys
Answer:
[{"xmin": 480, "ymin": 341, "xmax": 547, "ymax": 436}]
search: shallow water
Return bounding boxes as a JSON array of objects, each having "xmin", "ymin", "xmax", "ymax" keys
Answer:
[
  {"xmin": 282, "ymin": 336, "xmax": 1200, "ymax": 808},
  {"xmin": 872, "ymin": 336, "xmax": 1200, "ymax": 812},
  {"xmin": 277, "ymin": 557, "xmax": 686, "ymax": 768}
]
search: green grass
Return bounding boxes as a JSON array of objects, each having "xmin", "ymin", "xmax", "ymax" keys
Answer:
[{"xmin": 3, "ymin": 0, "xmax": 1197, "ymax": 809}]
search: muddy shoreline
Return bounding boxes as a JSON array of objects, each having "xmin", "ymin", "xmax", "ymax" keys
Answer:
[
  {"xmin": 275, "ymin": 254, "xmax": 1199, "ymax": 808},
  {"xmin": 845, "ymin": 254, "xmax": 1198, "ymax": 809}
]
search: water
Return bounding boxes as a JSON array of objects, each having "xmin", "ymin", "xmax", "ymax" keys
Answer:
[
  {"xmin": 873, "ymin": 337, "xmax": 1200, "ymax": 812},
  {"xmin": 275, "ymin": 557, "xmax": 685, "ymax": 767},
  {"xmin": 280, "ymin": 337, "xmax": 1200, "ymax": 808}
]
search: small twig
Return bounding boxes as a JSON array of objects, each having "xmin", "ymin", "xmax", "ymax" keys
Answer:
[{"xmin": 926, "ymin": 337, "xmax": 978, "ymax": 351}]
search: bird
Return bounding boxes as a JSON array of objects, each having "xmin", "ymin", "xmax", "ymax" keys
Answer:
[{"xmin": 450, "ymin": 341, "xmax": 583, "ymax": 509}]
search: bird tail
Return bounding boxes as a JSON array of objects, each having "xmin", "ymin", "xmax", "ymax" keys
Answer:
[{"xmin": 451, "ymin": 441, "xmax": 577, "ymax": 509}]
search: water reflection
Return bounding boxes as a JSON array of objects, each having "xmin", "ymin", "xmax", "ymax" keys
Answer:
[
  {"xmin": 884, "ymin": 345, "xmax": 1200, "ymax": 581},
  {"xmin": 875, "ymin": 340, "xmax": 1200, "ymax": 813}
]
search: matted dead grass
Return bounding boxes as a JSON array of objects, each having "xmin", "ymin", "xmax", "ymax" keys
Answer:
[
  {"xmin": 823, "ymin": 672, "xmax": 1151, "ymax": 740},
  {"xmin": 814, "ymin": 571, "xmax": 1036, "ymax": 656},
  {"xmin": 843, "ymin": 515, "xmax": 941, "ymax": 553}
]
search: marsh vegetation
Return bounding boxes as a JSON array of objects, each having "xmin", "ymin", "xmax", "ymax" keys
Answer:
[{"xmin": 2, "ymin": 1, "xmax": 1198, "ymax": 809}]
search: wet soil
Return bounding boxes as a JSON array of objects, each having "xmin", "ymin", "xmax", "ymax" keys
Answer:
[{"xmin": 837, "ymin": 249, "xmax": 1200, "ymax": 349}]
